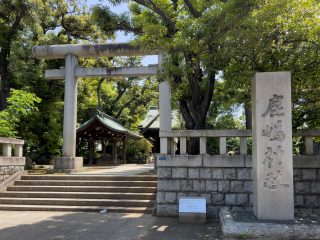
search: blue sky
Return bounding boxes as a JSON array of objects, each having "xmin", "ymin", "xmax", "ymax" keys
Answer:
[{"xmin": 86, "ymin": 0, "xmax": 158, "ymax": 65}]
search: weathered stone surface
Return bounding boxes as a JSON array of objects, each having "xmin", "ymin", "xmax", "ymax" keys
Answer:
[
  {"xmin": 224, "ymin": 169, "xmax": 236, "ymax": 180},
  {"xmin": 205, "ymin": 180, "xmax": 218, "ymax": 192},
  {"xmin": 172, "ymin": 168, "xmax": 187, "ymax": 179},
  {"xmin": 200, "ymin": 168, "xmax": 211, "ymax": 179},
  {"xmin": 295, "ymin": 182, "xmax": 310, "ymax": 193},
  {"xmin": 230, "ymin": 181, "xmax": 243, "ymax": 192},
  {"xmin": 250, "ymin": 194, "xmax": 253, "ymax": 205},
  {"xmin": 317, "ymin": 169, "xmax": 320, "ymax": 180},
  {"xmin": 311, "ymin": 182, "xmax": 320, "ymax": 194},
  {"xmin": 302, "ymin": 169, "xmax": 317, "ymax": 180},
  {"xmin": 0, "ymin": 157, "xmax": 26, "ymax": 166},
  {"xmin": 193, "ymin": 180, "xmax": 205, "ymax": 192},
  {"xmin": 237, "ymin": 168, "xmax": 250, "ymax": 180},
  {"xmin": 212, "ymin": 193, "xmax": 224, "ymax": 205},
  {"xmin": 225, "ymin": 194, "xmax": 237, "ymax": 206},
  {"xmin": 177, "ymin": 192, "xmax": 187, "ymax": 199},
  {"xmin": 252, "ymin": 72, "xmax": 294, "ymax": 220},
  {"xmin": 157, "ymin": 191, "xmax": 165, "ymax": 204},
  {"xmin": 168, "ymin": 180, "xmax": 181, "ymax": 191},
  {"xmin": 211, "ymin": 168, "xmax": 223, "ymax": 179},
  {"xmin": 158, "ymin": 180, "xmax": 180, "ymax": 191},
  {"xmin": 203, "ymin": 155, "xmax": 245, "ymax": 167},
  {"xmin": 188, "ymin": 168, "xmax": 199, "ymax": 179},
  {"xmin": 158, "ymin": 168, "xmax": 172, "ymax": 178},
  {"xmin": 180, "ymin": 180, "xmax": 193, "ymax": 191},
  {"xmin": 157, "ymin": 155, "xmax": 203, "ymax": 167},
  {"xmin": 295, "ymin": 195, "xmax": 304, "ymax": 206},
  {"xmin": 236, "ymin": 194, "xmax": 248, "ymax": 205},
  {"xmin": 165, "ymin": 192, "xmax": 177, "ymax": 203},
  {"xmin": 294, "ymin": 169, "xmax": 302, "ymax": 181},
  {"xmin": 187, "ymin": 192, "xmax": 200, "ymax": 197},
  {"xmin": 200, "ymin": 193, "xmax": 211, "ymax": 205},
  {"xmin": 54, "ymin": 157, "xmax": 83, "ymax": 170},
  {"xmin": 220, "ymin": 208, "xmax": 320, "ymax": 240},
  {"xmin": 305, "ymin": 195, "xmax": 319, "ymax": 207},
  {"xmin": 157, "ymin": 204, "xmax": 178, "ymax": 217},
  {"xmin": 243, "ymin": 181, "xmax": 253, "ymax": 193},
  {"xmin": 157, "ymin": 180, "xmax": 167, "ymax": 191},
  {"xmin": 218, "ymin": 181, "xmax": 230, "ymax": 192},
  {"xmin": 294, "ymin": 156, "xmax": 320, "ymax": 168}
]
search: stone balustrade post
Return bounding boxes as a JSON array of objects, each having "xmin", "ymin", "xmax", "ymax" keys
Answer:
[
  {"xmin": 14, "ymin": 144, "xmax": 23, "ymax": 157},
  {"xmin": 180, "ymin": 137, "xmax": 187, "ymax": 155},
  {"xmin": 200, "ymin": 137, "xmax": 207, "ymax": 155},
  {"xmin": 304, "ymin": 136, "xmax": 313, "ymax": 155},
  {"xmin": 3, "ymin": 144, "xmax": 12, "ymax": 157},
  {"xmin": 219, "ymin": 137, "xmax": 227, "ymax": 155},
  {"xmin": 240, "ymin": 137, "xmax": 248, "ymax": 155}
]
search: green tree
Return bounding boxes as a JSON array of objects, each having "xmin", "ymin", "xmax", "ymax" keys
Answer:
[
  {"xmin": 0, "ymin": 0, "xmax": 106, "ymax": 162},
  {"xmin": 0, "ymin": 89, "xmax": 41, "ymax": 137},
  {"xmin": 78, "ymin": 56, "xmax": 158, "ymax": 130},
  {"xmin": 92, "ymin": 0, "xmax": 257, "ymax": 153},
  {"xmin": 221, "ymin": 0, "xmax": 320, "ymax": 129}
]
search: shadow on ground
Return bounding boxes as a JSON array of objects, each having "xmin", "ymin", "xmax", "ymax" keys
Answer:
[{"xmin": 0, "ymin": 211, "xmax": 221, "ymax": 240}]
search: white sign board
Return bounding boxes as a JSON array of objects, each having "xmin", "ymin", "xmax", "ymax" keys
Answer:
[{"xmin": 179, "ymin": 197, "xmax": 206, "ymax": 213}]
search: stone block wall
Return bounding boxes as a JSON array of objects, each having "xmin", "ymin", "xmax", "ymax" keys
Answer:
[
  {"xmin": 157, "ymin": 155, "xmax": 320, "ymax": 217},
  {"xmin": 0, "ymin": 157, "xmax": 25, "ymax": 183}
]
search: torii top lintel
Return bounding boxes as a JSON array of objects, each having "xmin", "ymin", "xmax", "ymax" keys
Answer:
[{"xmin": 33, "ymin": 43, "xmax": 158, "ymax": 60}]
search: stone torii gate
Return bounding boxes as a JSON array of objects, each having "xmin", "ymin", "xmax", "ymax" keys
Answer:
[{"xmin": 33, "ymin": 43, "xmax": 172, "ymax": 171}]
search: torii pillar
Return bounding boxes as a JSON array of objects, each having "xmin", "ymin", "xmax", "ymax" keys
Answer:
[
  {"xmin": 33, "ymin": 43, "xmax": 158, "ymax": 172},
  {"xmin": 54, "ymin": 54, "xmax": 82, "ymax": 171}
]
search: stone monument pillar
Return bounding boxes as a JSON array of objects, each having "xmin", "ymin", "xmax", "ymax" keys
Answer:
[
  {"xmin": 252, "ymin": 72, "xmax": 294, "ymax": 220},
  {"xmin": 159, "ymin": 54, "xmax": 172, "ymax": 154}
]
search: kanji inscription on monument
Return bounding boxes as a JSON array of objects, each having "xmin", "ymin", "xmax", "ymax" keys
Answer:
[{"xmin": 252, "ymin": 72, "xmax": 294, "ymax": 220}]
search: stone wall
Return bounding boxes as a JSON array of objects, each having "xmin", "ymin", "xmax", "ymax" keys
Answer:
[
  {"xmin": 0, "ymin": 157, "xmax": 25, "ymax": 183},
  {"xmin": 157, "ymin": 155, "xmax": 320, "ymax": 217}
]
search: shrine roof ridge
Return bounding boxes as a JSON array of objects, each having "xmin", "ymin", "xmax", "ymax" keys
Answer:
[{"xmin": 77, "ymin": 111, "xmax": 141, "ymax": 139}]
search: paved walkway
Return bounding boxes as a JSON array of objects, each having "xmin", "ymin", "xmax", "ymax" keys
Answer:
[
  {"xmin": 72, "ymin": 163, "xmax": 155, "ymax": 176},
  {"xmin": 0, "ymin": 211, "xmax": 221, "ymax": 240}
]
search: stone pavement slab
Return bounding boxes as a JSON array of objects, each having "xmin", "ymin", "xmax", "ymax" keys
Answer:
[
  {"xmin": 72, "ymin": 163, "xmax": 154, "ymax": 176},
  {"xmin": 0, "ymin": 211, "xmax": 221, "ymax": 240}
]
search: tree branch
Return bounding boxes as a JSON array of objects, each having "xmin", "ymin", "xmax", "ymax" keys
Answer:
[
  {"xmin": 183, "ymin": 0, "xmax": 201, "ymax": 17},
  {"xmin": 133, "ymin": 0, "xmax": 176, "ymax": 34},
  {"xmin": 97, "ymin": 78, "xmax": 106, "ymax": 111}
]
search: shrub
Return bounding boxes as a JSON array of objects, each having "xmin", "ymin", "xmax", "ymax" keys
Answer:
[{"xmin": 124, "ymin": 137, "xmax": 153, "ymax": 164}]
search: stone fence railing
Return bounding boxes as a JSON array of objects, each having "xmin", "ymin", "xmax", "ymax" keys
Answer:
[
  {"xmin": 157, "ymin": 129, "xmax": 320, "ymax": 217},
  {"xmin": 159, "ymin": 129, "xmax": 320, "ymax": 155},
  {"xmin": 0, "ymin": 137, "xmax": 26, "ymax": 183}
]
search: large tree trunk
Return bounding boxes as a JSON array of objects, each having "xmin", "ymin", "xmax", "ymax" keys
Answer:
[
  {"xmin": 172, "ymin": 51, "xmax": 216, "ymax": 154},
  {"xmin": 244, "ymin": 102, "xmax": 252, "ymax": 129},
  {"xmin": 0, "ymin": 46, "xmax": 12, "ymax": 110}
]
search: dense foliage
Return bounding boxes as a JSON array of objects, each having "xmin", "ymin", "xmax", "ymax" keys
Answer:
[
  {"xmin": 0, "ymin": 0, "xmax": 320, "ymax": 160},
  {"xmin": 0, "ymin": 89, "xmax": 41, "ymax": 137}
]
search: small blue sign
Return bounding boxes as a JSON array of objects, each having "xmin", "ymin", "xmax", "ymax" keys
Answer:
[{"xmin": 158, "ymin": 155, "xmax": 166, "ymax": 161}]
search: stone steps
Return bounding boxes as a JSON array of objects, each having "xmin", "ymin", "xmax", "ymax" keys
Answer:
[
  {"xmin": 0, "ymin": 174, "xmax": 157, "ymax": 213},
  {"xmin": 7, "ymin": 186, "xmax": 157, "ymax": 193},
  {"xmin": 14, "ymin": 180, "xmax": 157, "ymax": 187},
  {"xmin": 0, "ymin": 198, "xmax": 155, "ymax": 207},
  {"xmin": 0, "ymin": 191, "xmax": 156, "ymax": 200},
  {"xmin": 22, "ymin": 175, "xmax": 157, "ymax": 181},
  {"xmin": 0, "ymin": 205, "xmax": 152, "ymax": 213}
]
